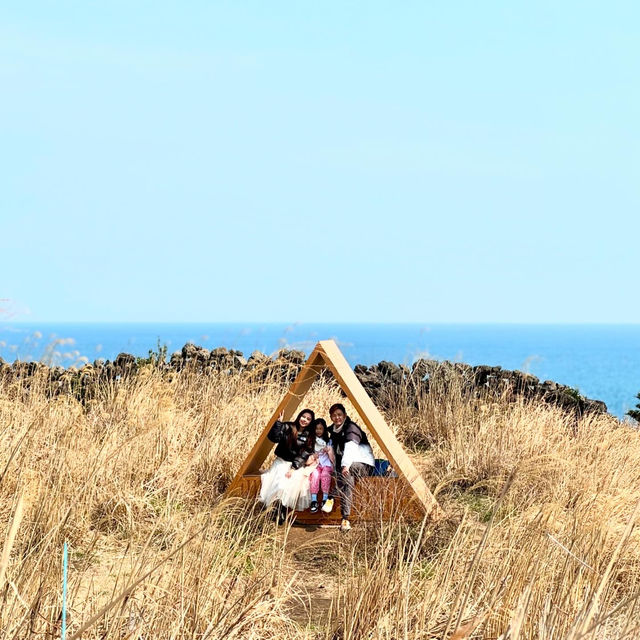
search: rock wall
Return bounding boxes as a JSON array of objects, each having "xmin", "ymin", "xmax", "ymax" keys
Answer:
[
  {"xmin": 0, "ymin": 344, "xmax": 607, "ymax": 416},
  {"xmin": 355, "ymin": 359, "xmax": 607, "ymax": 416}
]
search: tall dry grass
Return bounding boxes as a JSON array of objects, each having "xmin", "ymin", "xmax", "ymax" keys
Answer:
[{"xmin": 0, "ymin": 362, "xmax": 639, "ymax": 638}]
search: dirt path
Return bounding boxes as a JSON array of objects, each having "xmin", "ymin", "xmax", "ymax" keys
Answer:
[
  {"xmin": 284, "ymin": 524, "xmax": 343, "ymax": 628},
  {"xmin": 68, "ymin": 521, "xmax": 347, "ymax": 633}
]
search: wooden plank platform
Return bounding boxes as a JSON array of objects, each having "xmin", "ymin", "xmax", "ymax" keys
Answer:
[{"xmin": 231, "ymin": 473, "xmax": 427, "ymax": 524}]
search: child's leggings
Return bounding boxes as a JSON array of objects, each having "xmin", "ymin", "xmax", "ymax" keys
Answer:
[{"xmin": 309, "ymin": 464, "xmax": 333, "ymax": 494}]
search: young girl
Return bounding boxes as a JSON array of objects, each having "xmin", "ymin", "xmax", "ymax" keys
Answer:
[
  {"xmin": 308, "ymin": 418, "xmax": 336, "ymax": 513},
  {"xmin": 259, "ymin": 409, "xmax": 316, "ymax": 523}
]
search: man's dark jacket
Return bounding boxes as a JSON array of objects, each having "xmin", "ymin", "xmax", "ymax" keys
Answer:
[{"xmin": 327, "ymin": 416, "xmax": 369, "ymax": 469}]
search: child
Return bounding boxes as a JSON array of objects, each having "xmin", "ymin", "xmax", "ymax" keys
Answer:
[{"xmin": 308, "ymin": 418, "xmax": 336, "ymax": 513}]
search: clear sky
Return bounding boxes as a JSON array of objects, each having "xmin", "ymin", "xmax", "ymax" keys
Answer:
[{"xmin": 1, "ymin": 1, "xmax": 638, "ymax": 323}]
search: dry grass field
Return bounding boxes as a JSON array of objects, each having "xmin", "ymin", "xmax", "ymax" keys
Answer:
[{"xmin": 1, "ymin": 361, "xmax": 640, "ymax": 638}]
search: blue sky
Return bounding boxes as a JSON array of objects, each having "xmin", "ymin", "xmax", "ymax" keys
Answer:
[{"xmin": 1, "ymin": 1, "xmax": 638, "ymax": 323}]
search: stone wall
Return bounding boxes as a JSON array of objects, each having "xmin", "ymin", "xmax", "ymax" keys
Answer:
[
  {"xmin": 355, "ymin": 358, "xmax": 607, "ymax": 416},
  {"xmin": 0, "ymin": 344, "xmax": 608, "ymax": 416}
]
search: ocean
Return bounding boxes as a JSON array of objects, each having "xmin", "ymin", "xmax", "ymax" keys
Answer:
[{"xmin": 1, "ymin": 322, "xmax": 638, "ymax": 419}]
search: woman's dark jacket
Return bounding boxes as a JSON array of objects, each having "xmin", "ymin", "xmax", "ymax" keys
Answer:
[
  {"xmin": 267, "ymin": 421, "xmax": 313, "ymax": 469},
  {"xmin": 328, "ymin": 416, "xmax": 369, "ymax": 469}
]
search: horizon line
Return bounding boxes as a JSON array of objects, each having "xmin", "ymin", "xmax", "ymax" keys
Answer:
[{"xmin": 4, "ymin": 320, "xmax": 640, "ymax": 326}]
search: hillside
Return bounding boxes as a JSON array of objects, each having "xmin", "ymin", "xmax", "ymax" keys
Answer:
[{"xmin": 0, "ymin": 358, "xmax": 639, "ymax": 638}]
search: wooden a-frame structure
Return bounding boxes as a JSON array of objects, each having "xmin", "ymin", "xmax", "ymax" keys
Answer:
[{"xmin": 227, "ymin": 339, "xmax": 442, "ymax": 524}]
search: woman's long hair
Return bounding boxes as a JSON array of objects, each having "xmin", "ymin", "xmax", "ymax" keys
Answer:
[
  {"xmin": 294, "ymin": 409, "xmax": 315, "ymax": 430},
  {"xmin": 287, "ymin": 408, "xmax": 315, "ymax": 450}
]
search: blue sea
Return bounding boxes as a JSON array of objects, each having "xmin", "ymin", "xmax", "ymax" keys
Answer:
[{"xmin": 1, "ymin": 323, "xmax": 639, "ymax": 419}]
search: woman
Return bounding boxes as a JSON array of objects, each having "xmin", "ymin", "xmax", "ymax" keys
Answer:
[{"xmin": 259, "ymin": 408, "xmax": 316, "ymax": 522}]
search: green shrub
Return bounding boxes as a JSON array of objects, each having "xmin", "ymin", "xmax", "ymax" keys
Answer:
[{"xmin": 628, "ymin": 392, "xmax": 640, "ymax": 422}]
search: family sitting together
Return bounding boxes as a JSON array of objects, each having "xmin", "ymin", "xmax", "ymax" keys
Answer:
[{"xmin": 259, "ymin": 403, "xmax": 375, "ymax": 532}]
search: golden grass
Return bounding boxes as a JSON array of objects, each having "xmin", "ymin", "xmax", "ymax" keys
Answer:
[{"xmin": 0, "ymin": 363, "xmax": 639, "ymax": 638}]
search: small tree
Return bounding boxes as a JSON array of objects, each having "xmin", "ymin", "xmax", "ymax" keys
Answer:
[{"xmin": 629, "ymin": 393, "xmax": 640, "ymax": 422}]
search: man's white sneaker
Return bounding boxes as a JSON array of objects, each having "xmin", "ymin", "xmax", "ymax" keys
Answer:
[{"xmin": 340, "ymin": 518, "xmax": 352, "ymax": 532}]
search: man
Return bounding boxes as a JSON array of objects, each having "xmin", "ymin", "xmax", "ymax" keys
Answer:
[{"xmin": 327, "ymin": 403, "xmax": 375, "ymax": 532}]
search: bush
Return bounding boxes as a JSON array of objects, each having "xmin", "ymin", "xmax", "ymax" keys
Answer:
[{"xmin": 628, "ymin": 392, "xmax": 640, "ymax": 422}]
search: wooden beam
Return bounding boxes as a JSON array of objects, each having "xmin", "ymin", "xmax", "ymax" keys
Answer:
[
  {"xmin": 318, "ymin": 340, "xmax": 441, "ymax": 518},
  {"xmin": 228, "ymin": 347, "xmax": 324, "ymax": 487}
]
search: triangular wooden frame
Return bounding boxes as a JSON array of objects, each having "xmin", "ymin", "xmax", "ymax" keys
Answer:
[{"xmin": 227, "ymin": 339, "xmax": 441, "ymax": 520}]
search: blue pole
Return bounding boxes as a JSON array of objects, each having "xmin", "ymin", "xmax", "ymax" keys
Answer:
[{"xmin": 62, "ymin": 542, "xmax": 68, "ymax": 640}]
